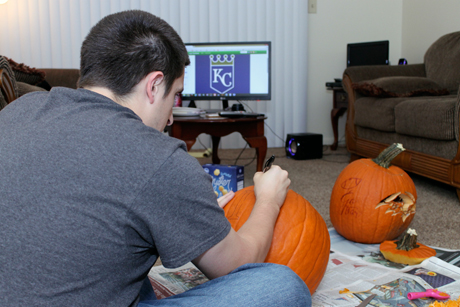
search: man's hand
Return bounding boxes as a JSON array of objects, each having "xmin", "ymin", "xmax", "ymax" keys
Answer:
[
  {"xmin": 193, "ymin": 164, "xmax": 291, "ymax": 280},
  {"xmin": 253, "ymin": 165, "xmax": 290, "ymax": 211},
  {"xmin": 217, "ymin": 191, "xmax": 235, "ymax": 209}
]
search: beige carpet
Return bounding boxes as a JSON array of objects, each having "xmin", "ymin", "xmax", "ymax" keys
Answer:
[{"xmin": 194, "ymin": 145, "xmax": 460, "ymax": 250}]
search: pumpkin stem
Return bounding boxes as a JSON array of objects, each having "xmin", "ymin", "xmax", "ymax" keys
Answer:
[
  {"xmin": 395, "ymin": 228, "xmax": 420, "ymax": 251},
  {"xmin": 372, "ymin": 143, "xmax": 405, "ymax": 169}
]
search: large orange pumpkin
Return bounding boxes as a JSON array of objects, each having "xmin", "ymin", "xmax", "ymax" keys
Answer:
[
  {"xmin": 330, "ymin": 143, "xmax": 417, "ymax": 244},
  {"xmin": 224, "ymin": 186, "xmax": 330, "ymax": 294}
]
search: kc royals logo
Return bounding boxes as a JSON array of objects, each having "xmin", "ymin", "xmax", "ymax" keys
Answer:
[{"xmin": 210, "ymin": 54, "xmax": 235, "ymax": 94}]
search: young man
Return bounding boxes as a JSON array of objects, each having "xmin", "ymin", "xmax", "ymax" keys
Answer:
[{"xmin": 0, "ymin": 10, "xmax": 311, "ymax": 306}]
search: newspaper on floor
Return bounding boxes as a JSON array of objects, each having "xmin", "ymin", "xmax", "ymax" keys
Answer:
[
  {"xmin": 148, "ymin": 228, "xmax": 460, "ymax": 304},
  {"xmin": 147, "ymin": 262, "xmax": 209, "ymax": 299},
  {"xmin": 312, "ymin": 228, "xmax": 460, "ymax": 307}
]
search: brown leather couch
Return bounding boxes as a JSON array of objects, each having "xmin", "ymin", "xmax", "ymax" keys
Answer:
[{"xmin": 343, "ymin": 31, "xmax": 460, "ymax": 197}]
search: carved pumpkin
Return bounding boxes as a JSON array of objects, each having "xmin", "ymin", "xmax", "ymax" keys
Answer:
[
  {"xmin": 224, "ymin": 186, "xmax": 330, "ymax": 294},
  {"xmin": 380, "ymin": 228, "xmax": 436, "ymax": 265},
  {"xmin": 330, "ymin": 143, "xmax": 417, "ymax": 244}
]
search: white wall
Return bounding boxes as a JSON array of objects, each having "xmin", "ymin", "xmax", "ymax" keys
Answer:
[
  {"xmin": 402, "ymin": 0, "xmax": 460, "ymax": 64},
  {"xmin": 0, "ymin": 0, "xmax": 309, "ymax": 150},
  {"xmin": 307, "ymin": 0, "xmax": 403, "ymax": 146},
  {"xmin": 2, "ymin": 0, "xmax": 460, "ymax": 149},
  {"xmin": 307, "ymin": 0, "xmax": 460, "ymax": 147}
]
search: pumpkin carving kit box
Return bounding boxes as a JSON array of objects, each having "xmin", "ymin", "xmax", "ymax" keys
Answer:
[{"xmin": 202, "ymin": 164, "xmax": 244, "ymax": 197}]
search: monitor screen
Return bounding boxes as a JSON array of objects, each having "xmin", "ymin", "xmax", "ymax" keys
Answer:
[
  {"xmin": 182, "ymin": 41, "xmax": 271, "ymax": 102},
  {"xmin": 347, "ymin": 40, "xmax": 389, "ymax": 67}
]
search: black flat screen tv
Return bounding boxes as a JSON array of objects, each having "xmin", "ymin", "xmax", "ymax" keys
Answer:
[
  {"xmin": 347, "ymin": 40, "xmax": 389, "ymax": 67},
  {"xmin": 182, "ymin": 41, "xmax": 271, "ymax": 109}
]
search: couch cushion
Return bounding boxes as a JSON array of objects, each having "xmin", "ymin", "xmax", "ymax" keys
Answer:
[
  {"xmin": 394, "ymin": 95, "xmax": 457, "ymax": 140},
  {"xmin": 354, "ymin": 96, "xmax": 407, "ymax": 132},
  {"xmin": 352, "ymin": 76, "xmax": 449, "ymax": 97},
  {"xmin": 17, "ymin": 81, "xmax": 48, "ymax": 97},
  {"xmin": 424, "ymin": 31, "xmax": 460, "ymax": 94},
  {"xmin": 5, "ymin": 56, "xmax": 46, "ymax": 85}
]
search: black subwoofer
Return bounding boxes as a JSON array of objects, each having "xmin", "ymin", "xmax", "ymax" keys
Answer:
[{"xmin": 285, "ymin": 133, "xmax": 323, "ymax": 160}]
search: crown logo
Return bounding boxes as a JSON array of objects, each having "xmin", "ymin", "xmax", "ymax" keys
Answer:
[{"xmin": 210, "ymin": 54, "xmax": 235, "ymax": 65}]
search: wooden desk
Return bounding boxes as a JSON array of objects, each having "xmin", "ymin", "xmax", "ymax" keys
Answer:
[
  {"xmin": 330, "ymin": 87, "xmax": 348, "ymax": 150},
  {"xmin": 169, "ymin": 116, "xmax": 268, "ymax": 171}
]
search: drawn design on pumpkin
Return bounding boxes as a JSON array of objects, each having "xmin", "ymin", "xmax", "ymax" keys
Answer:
[{"xmin": 374, "ymin": 191, "xmax": 416, "ymax": 222}]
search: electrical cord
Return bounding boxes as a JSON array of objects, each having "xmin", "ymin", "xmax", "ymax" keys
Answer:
[
  {"xmin": 196, "ymin": 101, "xmax": 348, "ymax": 165},
  {"xmin": 322, "ymin": 133, "xmax": 347, "ymax": 154},
  {"xmin": 197, "ymin": 137, "xmax": 208, "ymax": 150},
  {"xmin": 237, "ymin": 100, "xmax": 253, "ymax": 112},
  {"xmin": 237, "ymin": 100, "xmax": 348, "ymax": 154},
  {"xmin": 238, "ymin": 100, "xmax": 285, "ymax": 144},
  {"xmin": 233, "ymin": 143, "xmax": 248, "ymax": 165},
  {"xmin": 264, "ymin": 122, "xmax": 285, "ymax": 143}
]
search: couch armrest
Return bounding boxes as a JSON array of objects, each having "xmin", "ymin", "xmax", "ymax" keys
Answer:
[
  {"xmin": 456, "ymin": 85, "xmax": 460, "ymax": 143},
  {"xmin": 343, "ymin": 63, "xmax": 426, "ymax": 84},
  {"xmin": 0, "ymin": 68, "xmax": 18, "ymax": 104},
  {"xmin": 41, "ymin": 68, "xmax": 80, "ymax": 89}
]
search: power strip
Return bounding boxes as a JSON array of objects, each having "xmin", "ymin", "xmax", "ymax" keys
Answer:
[{"xmin": 189, "ymin": 148, "xmax": 212, "ymax": 158}]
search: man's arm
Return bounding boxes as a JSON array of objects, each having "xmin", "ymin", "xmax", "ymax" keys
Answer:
[{"xmin": 192, "ymin": 165, "xmax": 290, "ymax": 279}]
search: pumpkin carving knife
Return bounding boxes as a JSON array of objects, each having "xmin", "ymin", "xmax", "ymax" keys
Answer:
[
  {"xmin": 356, "ymin": 294, "xmax": 377, "ymax": 307},
  {"xmin": 263, "ymin": 155, "xmax": 275, "ymax": 173}
]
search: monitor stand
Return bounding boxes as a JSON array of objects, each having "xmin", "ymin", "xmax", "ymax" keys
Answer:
[
  {"xmin": 222, "ymin": 100, "xmax": 229, "ymax": 110},
  {"xmin": 188, "ymin": 99, "xmax": 234, "ymax": 112}
]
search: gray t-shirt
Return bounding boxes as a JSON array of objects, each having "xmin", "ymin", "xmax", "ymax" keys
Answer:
[{"xmin": 0, "ymin": 87, "xmax": 231, "ymax": 306}]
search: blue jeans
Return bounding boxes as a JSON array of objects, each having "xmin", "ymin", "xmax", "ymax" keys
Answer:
[{"xmin": 138, "ymin": 263, "xmax": 311, "ymax": 307}]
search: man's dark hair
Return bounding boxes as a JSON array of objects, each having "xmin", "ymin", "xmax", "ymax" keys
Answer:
[{"xmin": 78, "ymin": 10, "xmax": 190, "ymax": 98}]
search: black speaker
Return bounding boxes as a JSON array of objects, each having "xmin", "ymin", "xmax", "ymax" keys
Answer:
[{"xmin": 285, "ymin": 133, "xmax": 323, "ymax": 160}]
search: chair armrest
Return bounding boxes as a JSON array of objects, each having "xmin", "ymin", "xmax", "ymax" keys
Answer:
[
  {"xmin": 343, "ymin": 63, "xmax": 426, "ymax": 84},
  {"xmin": 41, "ymin": 68, "xmax": 80, "ymax": 89}
]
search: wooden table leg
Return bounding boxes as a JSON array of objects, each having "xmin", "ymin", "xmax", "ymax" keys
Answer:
[
  {"xmin": 169, "ymin": 117, "xmax": 267, "ymax": 171},
  {"xmin": 185, "ymin": 140, "xmax": 196, "ymax": 151},
  {"xmin": 244, "ymin": 136, "xmax": 267, "ymax": 172},
  {"xmin": 211, "ymin": 136, "xmax": 221, "ymax": 164},
  {"xmin": 168, "ymin": 124, "xmax": 197, "ymax": 151},
  {"xmin": 330, "ymin": 107, "xmax": 346, "ymax": 151}
]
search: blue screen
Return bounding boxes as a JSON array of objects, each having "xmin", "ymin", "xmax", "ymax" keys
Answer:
[{"xmin": 182, "ymin": 42, "xmax": 271, "ymax": 101}]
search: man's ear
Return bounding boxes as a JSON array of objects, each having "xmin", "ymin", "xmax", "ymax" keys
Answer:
[{"xmin": 146, "ymin": 72, "xmax": 164, "ymax": 104}]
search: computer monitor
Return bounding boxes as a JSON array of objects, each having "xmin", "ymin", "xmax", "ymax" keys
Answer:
[
  {"xmin": 347, "ymin": 40, "xmax": 389, "ymax": 67},
  {"xmin": 182, "ymin": 41, "xmax": 271, "ymax": 109}
]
